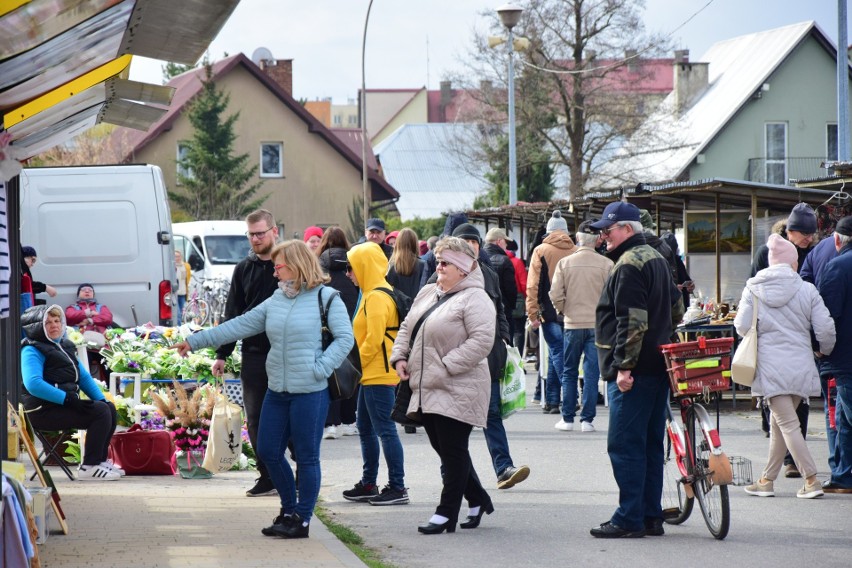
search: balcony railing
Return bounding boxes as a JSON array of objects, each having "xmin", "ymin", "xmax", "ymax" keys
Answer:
[{"xmin": 746, "ymin": 158, "xmax": 831, "ymax": 184}]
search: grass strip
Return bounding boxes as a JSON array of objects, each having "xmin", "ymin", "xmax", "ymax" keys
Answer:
[{"xmin": 314, "ymin": 504, "xmax": 398, "ymax": 568}]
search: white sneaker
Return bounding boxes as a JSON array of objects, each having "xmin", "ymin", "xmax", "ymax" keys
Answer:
[
  {"xmin": 580, "ymin": 422, "xmax": 596, "ymax": 432},
  {"xmin": 339, "ymin": 424, "xmax": 359, "ymax": 436},
  {"xmin": 77, "ymin": 464, "xmax": 120, "ymax": 481},
  {"xmin": 323, "ymin": 426, "xmax": 339, "ymax": 440},
  {"xmin": 555, "ymin": 419, "xmax": 574, "ymax": 431},
  {"xmin": 102, "ymin": 459, "xmax": 126, "ymax": 476}
]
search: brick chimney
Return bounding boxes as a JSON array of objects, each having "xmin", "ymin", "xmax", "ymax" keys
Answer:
[
  {"xmin": 672, "ymin": 50, "xmax": 708, "ymax": 114},
  {"xmin": 260, "ymin": 59, "xmax": 293, "ymax": 95}
]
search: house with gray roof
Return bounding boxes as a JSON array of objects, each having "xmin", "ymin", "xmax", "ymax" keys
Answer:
[{"xmin": 597, "ymin": 21, "xmax": 852, "ymax": 188}]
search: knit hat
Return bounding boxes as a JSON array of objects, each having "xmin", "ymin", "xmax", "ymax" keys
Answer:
[
  {"xmin": 546, "ymin": 210, "xmax": 568, "ymax": 233},
  {"xmin": 835, "ymin": 216, "xmax": 852, "ymax": 237},
  {"xmin": 303, "ymin": 226, "xmax": 323, "ymax": 242},
  {"xmin": 787, "ymin": 203, "xmax": 817, "ymax": 234},
  {"xmin": 77, "ymin": 283, "xmax": 95, "ymax": 295},
  {"xmin": 452, "ymin": 223, "xmax": 482, "ymax": 244},
  {"xmin": 767, "ymin": 233, "xmax": 797, "ymax": 267},
  {"xmin": 639, "ymin": 209, "xmax": 656, "ymax": 231},
  {"xmin": 385, "ymin": 230, "xmax": 399, "ymax": 244},
  {"xmin": 21, "ymin": 245, "xmax": 36, "ymax": 258}
]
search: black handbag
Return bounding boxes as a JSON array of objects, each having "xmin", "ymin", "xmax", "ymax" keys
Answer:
[{"xmin": 319, "ymin": 288, "xmax": 361, "ymax": 400}]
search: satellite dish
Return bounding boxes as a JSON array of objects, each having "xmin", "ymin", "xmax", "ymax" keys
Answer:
[{"xmin": 251, "ymin": 47, "xmax": 274, "ymax": 65}]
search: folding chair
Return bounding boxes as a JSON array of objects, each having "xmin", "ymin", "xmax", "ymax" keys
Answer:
[{"xmin": 30, "ymin": 429, "xmax": 76, "ymax": 481}]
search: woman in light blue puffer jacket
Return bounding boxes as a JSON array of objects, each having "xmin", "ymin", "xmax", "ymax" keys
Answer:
[{"xmin": 174, "ymin": 240, "xmax": 353, "ymax": 539}]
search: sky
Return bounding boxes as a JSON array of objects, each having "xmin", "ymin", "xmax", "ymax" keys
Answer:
[{"xmin": 128, "ymin": 0, "xmax": 845, "ymax": 103}]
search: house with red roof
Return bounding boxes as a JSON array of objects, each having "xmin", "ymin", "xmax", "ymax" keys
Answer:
[{"xmin": 115, "ymin": 53, "xmax": 398, "ymax": 237}]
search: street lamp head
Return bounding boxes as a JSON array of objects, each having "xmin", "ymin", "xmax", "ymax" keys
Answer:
[{"xmin": 496, "ymin": 3, "xmax": 523, "ymax": 30}]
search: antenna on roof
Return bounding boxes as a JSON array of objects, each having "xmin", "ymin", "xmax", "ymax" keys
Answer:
[{"xmin": 251, "ymin": 47, "xmax": 274, "ymax": 66}]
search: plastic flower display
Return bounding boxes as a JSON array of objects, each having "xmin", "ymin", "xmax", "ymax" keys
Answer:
[{"xmin": 151, "ymin": 381, "xmax": 217, "ymax": 452}]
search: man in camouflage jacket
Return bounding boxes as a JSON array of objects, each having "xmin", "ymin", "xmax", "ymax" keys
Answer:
[{"xmin": 590, "ymin": 202, "xmax": 684, "ymax": 539}]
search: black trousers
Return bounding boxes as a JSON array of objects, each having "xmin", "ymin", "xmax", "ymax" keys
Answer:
[
  {"xmin": 241, "ymin": 353, "xmax": 270, "ymax": 479},
  {"xmin": 421, "ymin": 413, "xmax": 491, "ymax": 523},
  {"xmin": 326, "ymin": 384, "xmax": 358, "ymax": 426},
  {"xmin": 27, "ymin": 399, "xmax": 117, "ymax": 466}
]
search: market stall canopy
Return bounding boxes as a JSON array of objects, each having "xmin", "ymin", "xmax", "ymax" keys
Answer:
[{"xmin": 0, "ymin": 0, "xmax": 240, "ymax": 161}]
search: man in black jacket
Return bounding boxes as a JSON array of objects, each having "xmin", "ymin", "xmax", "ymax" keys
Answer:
[
  {"xmin": 448, "ymin": 224, "xmax": 530, "ymax": 490},
  {"xmin": 483, "ymin": 228, "xmax": 518, "ymax": 344},
  {"xmin": 590, "ymin": 202, "xmax": 684, "ymax": 538},
  {"xmin": 213, "ymin": 209, "xmax": 280, "ymax": 497}
]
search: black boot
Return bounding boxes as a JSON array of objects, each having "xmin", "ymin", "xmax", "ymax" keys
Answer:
[
  {"xmin": 277, "ymin": 512, "xmax": 310, "ymax": 539},
  {"xmin": 261, "ymin": 509, "xmax": 291, "ymax": 537}
]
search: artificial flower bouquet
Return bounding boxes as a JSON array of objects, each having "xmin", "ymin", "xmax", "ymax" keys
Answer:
[{"xmin": 150, "ymin": 381, "xmax": 217, "ymax": 452}]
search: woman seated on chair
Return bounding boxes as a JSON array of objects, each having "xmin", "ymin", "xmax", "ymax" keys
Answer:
[{"xmin": 20, "ymin": 304, "xmax": 122, "ymax": 481}]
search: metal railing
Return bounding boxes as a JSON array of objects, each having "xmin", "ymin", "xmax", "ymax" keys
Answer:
[{"xmin": 745, "ymin": 157, "xmax": 830, "ymax": 184}]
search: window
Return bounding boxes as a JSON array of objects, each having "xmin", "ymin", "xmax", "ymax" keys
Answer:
[
  {"xmin": 347, "ymin": 115, "xmax": 357, "ymax": 126},
  {"xmin": 176, "ymin": 143, "xmax": 193, "ymax": 181},
  {"xmin": 333, "ymin": 114, "xmax": 342, "ymax": 126},
  {"xmin": 765, "ymin": 122, "xmax": 787, "ymax": 184},
  {"xmin": 827, "ymin": 123, "xmax": 839, "ymax": 161},
  {"xmin": 260, "ymin": 142, "xmax": 283, "ymax": 177}
]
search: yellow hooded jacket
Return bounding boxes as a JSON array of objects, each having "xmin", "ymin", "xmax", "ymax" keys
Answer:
[{"xmin": 347, "ymin": 242, "xmax": 400, "ymax": 386}]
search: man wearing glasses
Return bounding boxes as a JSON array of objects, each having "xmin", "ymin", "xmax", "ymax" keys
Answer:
[
  {"xmin": 590, "ymin": 201, "xmax": 683, "ymax": 538},
  {"xmin": 213, "ymin": 209, "xmax": 280, "ymax": 497},
  {"xmin": 749, "ymin": 202, "xmax": 819, "ymax": 479}
]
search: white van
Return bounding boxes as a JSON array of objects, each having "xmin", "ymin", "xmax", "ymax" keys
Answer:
[
  {"xmin": 172, "ymin": 220, "xmax": 248, "ymax": 284},
  {"xmin": 20, "ymin": 165, "xmax": 176, "ymax": 328}
]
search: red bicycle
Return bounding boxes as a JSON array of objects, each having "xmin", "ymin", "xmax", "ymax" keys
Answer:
[{"xmin": 660, "ymin": 337, "xmax": 734, "ymax": 540}]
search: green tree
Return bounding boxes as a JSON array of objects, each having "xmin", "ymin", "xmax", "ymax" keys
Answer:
[
  {"xmin": 171, "ymin": 62, "xmax": 268, "ymax": 220},
  {"xmin": 161, "ymin": 62, "xmax": 197, "ymax": 84},
  {"xmin": 475, "ymin": 131, "xmax": 555, "ymax": 208}
]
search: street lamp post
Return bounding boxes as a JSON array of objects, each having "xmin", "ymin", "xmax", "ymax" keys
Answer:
[
  {"xmin": 497, "ymin": 4, "xmax": 522, "ymax": 206},
  {"xmin": 361, "ymin": 0, "xmax": 374, "ymax": 230}
]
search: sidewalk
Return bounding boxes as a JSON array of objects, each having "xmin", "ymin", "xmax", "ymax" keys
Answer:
[{"xmin": 37, "ymin": 467, "xmax": 366, "ymax": 568}]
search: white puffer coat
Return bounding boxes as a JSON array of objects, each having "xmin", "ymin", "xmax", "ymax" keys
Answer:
[
  {"xmin": 390, "ymin": 266, "xmax": 496, "ymax": 428},
  {"xmin": 734, "ymin": 264, "xmax": 835, "ymax": 399}
]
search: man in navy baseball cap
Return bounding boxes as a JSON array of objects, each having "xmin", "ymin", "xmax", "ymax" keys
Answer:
[{"xmin": 590, "ymin": 201, "xmax": 641, "ymax": 231}]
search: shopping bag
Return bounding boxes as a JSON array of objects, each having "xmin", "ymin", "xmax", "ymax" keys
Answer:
[
  {"xmin": 201, "ymin": 396, "xmax": 243, "ymax": 473},
  {"xmin": 500, "ymin": 344, "xmax": 526, "ymax": 419},
  {"xmin": 731, "ymin": 292, "xmax": 758, "ymax": 387},
  {"xmin": 109, "ymin": 424, "xmax": 176, "ymax": 475}
]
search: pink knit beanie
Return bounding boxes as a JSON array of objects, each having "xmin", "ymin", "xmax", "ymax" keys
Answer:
[
  {"xmin": 303, "ymin": 226, "xmax": 323, "ymax": 242},
  {"xmin": 767, "ymin": 233, "xmax": 797, "ymax": 267}
]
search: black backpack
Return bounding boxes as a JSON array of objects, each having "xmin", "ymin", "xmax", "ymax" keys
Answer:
[{"xmin": 373, "ymin": 286, "xmax": 412, "ymax": 330}]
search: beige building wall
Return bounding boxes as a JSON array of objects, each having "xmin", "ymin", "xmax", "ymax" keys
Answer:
[
  {"xmin": 133, "ymin": 65, "xmax": 364, "ymax": 239},
  {"xmin": 331, "ymin": 101, "xmax": 359, "ymax": 128},
  {"xmin": 364, "ymin": 89, "xmax": 425, "ymax": 139},
  {"xmin": 371, "ymin": 90, "xmax": 429, "ymax": 145}
]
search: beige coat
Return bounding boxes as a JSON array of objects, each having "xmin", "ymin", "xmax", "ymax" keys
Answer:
[
  {"xmin": 550, "ymin": 247, "xmax": 614, "ymax": 329},
  {"xmin": 390, "ymin": 265, "xmax": 496, "ymax": 428}
]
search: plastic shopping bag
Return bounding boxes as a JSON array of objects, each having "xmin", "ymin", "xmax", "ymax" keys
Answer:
[
  {"xmin": 201, "ymin": 395, "xmax": 243, "ymax": 473},
  {"xmin": 500, "ymin": 344, "xmax": 526, "ymax": 419}
]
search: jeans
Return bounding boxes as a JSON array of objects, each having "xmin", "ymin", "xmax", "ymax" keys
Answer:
[
  {"xmin": 606, "ymin": 373, "xmax": 669, "ymax": 531},
  {"xmin": 256, "ymin": 388, "xmax": 328, "ymax": 523},
  {"xmin": 541, "ymin": 322, "xmax": 564, "ymax": 406},
  {"xmin": 484, "ymin": 380, "xmax": 513, "ymax": 477},
  {"xmin": 830, "ymin": 379, "xmax": 852, "ymax": 487},
  {"xmin": 241, "ymin": 353, "xmax": 270, "ymax": 479},
  {"xmin": 561, "ymin": 328, "xmax": 599, "ymax": 423},
  {"xmin": 822, "ymin": 376, "xmax": 838, "ymax": 476},
  {"xmin": 357, "ymin": 385, "xmax": 405, "ymax": 489},
  {"xmin": 176, "ymin": 294, "xmax": 186, "ymax": 323}
]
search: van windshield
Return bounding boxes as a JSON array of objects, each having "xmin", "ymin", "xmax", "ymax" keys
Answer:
[{"xmin": 205, "ymin": 236, "xmax": 249, "ymax": 264}]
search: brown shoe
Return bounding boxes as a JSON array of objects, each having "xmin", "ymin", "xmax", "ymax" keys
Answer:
[
  {"xmin": 784, "ymin": 464, "xmax": 801, "ymax": 478},
  {"xmin": 822, "ymin": 481, "xmax": 852, "ymax": 494}
]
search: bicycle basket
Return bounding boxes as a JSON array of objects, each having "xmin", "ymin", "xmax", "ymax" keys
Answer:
[
  {"xmin": 660, "ymin": 337, "xmax": 734, "ymax": 396},
  {"xmin": 728, "ymin": 455, "xmax": 753, "ymax": 486}
]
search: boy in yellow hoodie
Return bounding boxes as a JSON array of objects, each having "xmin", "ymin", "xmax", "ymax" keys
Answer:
[{"xmin": 342, "ymin": 242, "xmax": 409, "ymax": 505}]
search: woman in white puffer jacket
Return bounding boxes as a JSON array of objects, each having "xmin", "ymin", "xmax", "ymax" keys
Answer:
[{"xmin": 735, "ymin": 233, "xmax": 836, "ymax": 499}]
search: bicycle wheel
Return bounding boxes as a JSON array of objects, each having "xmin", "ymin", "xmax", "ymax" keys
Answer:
[
  {"xmin": 183, "ymin": 299, "xmax": 209, "ymax": 326},
  {"xmin": 662, "ymin": 422, "xmax": 693, "ymax": 525},
  {"xmin": 687, "ymin": 405, "xmax": 730, "ymax": 540}
]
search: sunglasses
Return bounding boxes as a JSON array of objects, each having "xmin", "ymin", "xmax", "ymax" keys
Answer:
[
  {"xmin": 274, "ymin": 263, "xmax": 287, "ymax": 272},
  {"xmin": 345, "ymin": 264, "xmax": 353, "ymax": 273},
  {"xmin": 435, "ymin": 259, "xmax": 452, "ymax": 269},
  {"xmin": 246, "ymin": 227, "xmax": 274, "ymax": 239}
]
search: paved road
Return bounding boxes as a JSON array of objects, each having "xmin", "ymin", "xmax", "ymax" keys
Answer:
[{"xmin": 318, "ymin": 370, "xmax": 851, "ymax": 568}]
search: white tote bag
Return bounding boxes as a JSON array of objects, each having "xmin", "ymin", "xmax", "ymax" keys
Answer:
[
  {"xmin": 201, "ymin": 394, "xmax": 243, "ymax": 473},
  {"xmin": 731, "ymin": 293, "xmax": 758, "ymax": 387}
]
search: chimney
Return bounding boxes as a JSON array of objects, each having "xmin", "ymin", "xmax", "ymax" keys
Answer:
[
  {"xmin": 672, "ymin": 51, "xmax": 708, "ymax": 114},
  {"xmin": 260, "ymin": 58, "xmax": 293, "ymax": 95},
  {"xmin": 440, "ymin": 81, "xmax": 452, "ymax": 106},
  {"xmin": 585, "ymin": 49, "xmax": 597, "ymax": 61},
  {"xmin": 625, "ymin": 49, "xmax": 637, "ymax": 72},
  {"xmin": 480, "ymin": 79, "xmax": 493, "ymax": 93}
]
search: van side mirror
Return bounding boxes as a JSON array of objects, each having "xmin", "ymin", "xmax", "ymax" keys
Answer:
[{"xmin": 188, "ymin": 253, "xmax": 204, "ymax": 271}]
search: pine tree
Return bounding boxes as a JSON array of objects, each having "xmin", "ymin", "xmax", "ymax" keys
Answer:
[{"xmin": 171, "ymin": 62, "xmax": 268, "ymax": 220}]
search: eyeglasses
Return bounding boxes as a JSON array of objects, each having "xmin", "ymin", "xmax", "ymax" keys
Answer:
[
  {"xmin": 601, "ymin": 224, "xmax": 623, "ymax": 236},
  {"xmin": 274, "ymin": 263, "xmax": 287, "ymax": 272},
  {"xmin": 436, "ymin": 260, "xmax": 452, "ymax": 269},
  {"xmin": 246, "ymin": 227, "xmax": 274, "ymax": 240}
]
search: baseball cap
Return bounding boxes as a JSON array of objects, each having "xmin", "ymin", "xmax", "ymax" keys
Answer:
[
  {"xmin": 835, "ymin": 216, "xmax": 852, "ymax": 237},
  {"xmin": 590, "ymin": 202, "xmax": 641, "ymax": 230},
  {"xmin": 577, "ymin": 220, "xmax": 598, "ymax": 234},
  {"xmin": 366, "ymin": 218, "xmax": 385, "ymax": 231}
]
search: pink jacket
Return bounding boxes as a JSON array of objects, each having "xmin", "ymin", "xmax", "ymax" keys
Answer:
[{"xmin": 65, "ymin": 300, "xmax": 113, "ymax": 334}]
